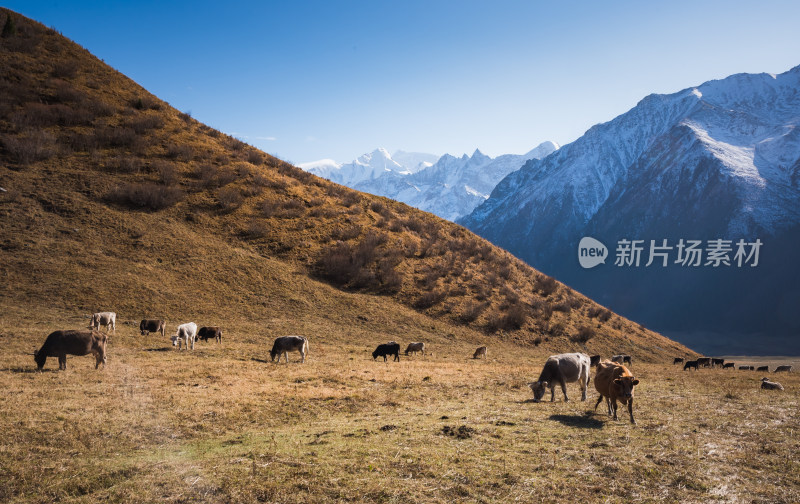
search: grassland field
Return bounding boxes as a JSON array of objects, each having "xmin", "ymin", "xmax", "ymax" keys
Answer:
[{"xmin": 1, "ymin": 309, "xmax": 798, "ymax": 504}]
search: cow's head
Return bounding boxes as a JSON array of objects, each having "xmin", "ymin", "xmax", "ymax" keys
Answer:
[
  {"xmin": 170, "ymin": 335, "xmax": 180, "ymax": 347},
  {"xmin": 270, "ymin": 349, "xmax": 278, "ymax": 362},
  {"xmin": 529, "ymin": 381, "xmax": 548, "ymax": 402},
  {"xmin": 613, "ymin": 376, "xmax": 639, "ymax": 399},
  {"xmin": 33, "ymin": 349, "xmax": 46, "ymax": 370}
]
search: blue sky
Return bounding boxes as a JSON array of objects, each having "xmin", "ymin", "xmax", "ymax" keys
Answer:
[{"xmin": 6, "ymin": 1, "xmax": 800, "ymax": 165}]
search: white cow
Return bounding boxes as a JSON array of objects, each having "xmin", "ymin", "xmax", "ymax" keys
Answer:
[
  {"xmin": 529, "ymin": 352, "xmax": 591, "ymax": 402},
  {"xmin": 89, "ymin": 312, "xmax": 116, "ymax": 333},
  {"xmin": 172, "ymin": 322, "xmax": 198, "ymax": 350}
]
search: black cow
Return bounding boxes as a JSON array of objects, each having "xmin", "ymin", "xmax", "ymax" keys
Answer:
[
  {"xmin": 697, "ymin": 357, "xmax": 711, "ymax": 368},
  {"xmin": 198, "ymin": 326, "xmax": 222, "ymax": 343},
  {"xmin": 34, "ymin": 330, "xmax": 107, "ymax": 370},
  {"xmin": 711, "ymin": 358, "xmax": 725, "ymax": 368},
  {"xmin": 739, "ymin": 365, "xmax": 754, "ymax": 370},
  {"xmin": 722, "ymin": 362, "xmax": 735, "ymax": 369},
  {"xmin": 756, "ymin": 365, "xmax": 769, "ymax": 372},
  {"xmin": 590, "ymin": 355, "xmax": 601, "ymax": 367},
  {"xmin": 683, "ymin": 360, "xmax": 699, "ymax": 371},
  {"xmin": 140, "ymin": 319, "xmax": 166, "ymax": 337},
  {"xmin": 673, "ymin": 357, "xmax": 685, "ymax": 365},
  {"xmin": 372, "ymin": 342, "xmax": 400, "ymax": 362}
]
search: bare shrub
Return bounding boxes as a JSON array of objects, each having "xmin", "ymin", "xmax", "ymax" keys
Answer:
[
  {"xmin": 106, "ymin": 156, "xmax": 144, "ymax": 174},
  {"xmin": 458, "ymin": 301, "xmax": 488, "ymax": 324},
  {"xmin": 243, "ymin": 219, "xmax": 269, "ymax": 239},
  {"xmin": 166, "ymin": 143, "xmax": 193, "ymax": 161},
  {"xmin": 94, "ymin": 126, "xmax": 137, "ymax": 148},
  {"xmin": 246, "ymin": 151, "xmax": 264, "ymax": 165},
  {"xmin": 549, "ymin": 322, "xmax": 566, "ymax": 338},
  {"xmin": 413, "ymin": 290, "xmax": 447, "ymax": 310},
  {"xmin": 217, "ymin": 186, "xmax": 243, "ymax": 211},
  {"xmin": 108, "ymin": 183, "xmax": 184, "ymax": 210},
  {"xmin": 572, "ymin": 326, "xmax": 596, "ymax": 343},
  {"xmin": 130, "ymin": 95, "xmax": 161, "ymax": 111},
  {"xmin": 553, "ymin": 302, "xmax": 571, "ymax": 313},
  {"xmin": 51, "ymin": 61, "xmax": 78, "ymax": 79},
  {"xmin": 536, "ymin": 276, "xmax": 558, "ymax": 297},
  {"xmin": 341, "ymin": 192, "xmax": 361, "ymax": 207},
  {"xmin": 2, "ymin": 131, "xmax": 57, "ymax": 164},
  {"xmin": 154, "ymin": 160, "xmax": 178, "ymax": 186},
  {"xmin": 127, "ymin": 114, "xmax": 164, "ymax": 134},
  {"xmin": 331, "ymin": 224, "xmax": 361, "ymax": 241}
]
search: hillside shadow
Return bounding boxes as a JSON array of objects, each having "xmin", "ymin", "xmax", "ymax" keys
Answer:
[{"xmin": 548, "ymin": 413, "xmax": 604, "ymax": 429}]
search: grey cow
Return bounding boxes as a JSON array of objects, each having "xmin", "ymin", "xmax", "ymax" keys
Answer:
[{"xmin": 529, "ymin": 352, "xmax": 591, "ymax": 402}]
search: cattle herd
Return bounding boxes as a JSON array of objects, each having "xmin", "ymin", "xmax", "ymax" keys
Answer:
[{"xmin": 32, "ymin": 311, "xmax": 791, "ymax": 413}]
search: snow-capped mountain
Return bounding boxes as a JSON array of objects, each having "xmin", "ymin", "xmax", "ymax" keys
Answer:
[
  {"xmin": 301, "ymin": 142, "xmax": 558, "ymax": 221},
  {"xmin": 460, "ymin": 65, "xmax": 800, "ymax": 354},
  {"xmin": 301, "ymin": 148, "xmax": 407, "ymax": 187}
]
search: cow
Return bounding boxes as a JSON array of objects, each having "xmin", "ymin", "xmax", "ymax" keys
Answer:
[
  {"xmin": 756, "ymin": 365, "xmax": 769, "ymax": 372},
  {"xmin": 739, "ymin": 365, "xmax": 754, "ymax": 370},
  {"xmin": 760, "ymin": 377, "xmax": 784, "ymax": 391},
  {"xmin": 139, "ymin": 319, "xmax": 166, "ymax": 337},
  {"xmin": 270, "ymin": 335, "xmax": 309, "ymax": 363},
  {"xmin": 473, "ymin": 346, "xmax": 487, "ymax": 359},
  {"xmin": 197, "ymin": 326, "xmax": 222, "ymax": 343},
  {"xmin": 697, "ymin": 357, "xmax": 711, "ymax": 368},
  {"xmin": 594, "ymin": 360, "xmax": 639, "ymax": 424},
  {"xmin": 34, "ymin": 330, "xmax": 107, "ymax": 370},
  {"xmin": 404, "ymin": 342, "xmax": 425, "ymax": 356},
  {"xmin": 774, "ymin": 365, "xmax": 793, "ymax": 373},
  {"xmin": 722, "ymin": 363, "xmax": 735, "ymax": 369},
  {"xmin": 171, "ymin": 322, "xmax": 197, "ymax": 350},
  {"xmin": 372, "ymin": 341, "xmax": 400, "ymax": 362},
  {"xmin": 711, "ymin": 358, "xmax": 725, "ymax": 368},
  {"xmin": 528, "ymin": 353, "xmax": 591, "ymax": 403},
  {"xmin": 590, "ymin": 355, "xmax": 601, "ymax": 367},
  {"xmin": 673, "ymin": 357, "xmax": 685, "ymax": 365},
  {"xmin": 89, "ymin": 311, "xmax": 116, "ymax": 333},
  {"xmin": 611, "ymin": 354, "xmax": 632, "ymax": 365},
  {"xmin": 683, "ymin": 360, "xmax": 699, "ymax": 371}
]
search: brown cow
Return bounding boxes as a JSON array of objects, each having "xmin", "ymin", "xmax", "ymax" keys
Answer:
[
  {"xmin": 34, "ymin": 330, "xmax": 107, "ymax": 370},
  {"xmin": 594, "ymin": 360, "xmax": 639, "ymax": 424},
  {"xmin": 473, "ymin": 346, "xmax": 487, "ymax": 359},
  {"xmin": 140, "ymin": 319, "xmax": 166, "ymax": 337}
]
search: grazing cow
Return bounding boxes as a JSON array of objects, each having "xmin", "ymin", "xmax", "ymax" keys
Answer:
[
  {"xmin": 756, "ymin": 365, "xmax": 769, "ymax": 372},
  {"xmin": 683, "ymin": 360, "xmax": 699, "ymax": 371},
  {"xmin": 89, "ymin": 311, "xmax": 116, "ymax": 333},
  {"xmin": 372, "ymin": 341, "xmax": 400, "ymax": 362},
  {"xmin": 270, "ymin": 335, "xmax": 309, "ymax": 363},
  {"xmin": 590, "ymin": 355, "xmax": 601, "ymax": 367},
  {"xmin": 34, "ymin": 330, "xmax": 107, "ymax": 370},
  {"xmin": 739, "ymin": 365, "xmax": 754, "ymax": 370},
  {"xmin": 760, "ymin": 377, "xmax": 784, "ymax": 391},
  {"xmin": 774, "ymin": 365, "xmax": 793, "ymax": 373},
  {"xmin": 139, "ymin": 319, "xmax": 166, "ymax": 337},
  {"xmin": 711, "ymin": 358, "xmax": 725, "ymax": 368},
  {"xmin": 528, "ymin": 353, "xmax": 591, "ymax": 403},
  {"xmin": 473, "ymin": 346, "xmax": 487, "ymax": 359},
  {"xmin": 197, "ymin": 326, "xmax": 222, "ymax": 343},
  {"xmin": 697, "ymin": 357, "xmax": 711, "ymax": 368},
  {"xmin": 404, "ymin": 342, "xmax": 425, "ymax": 356},
  {"xmin": 722, "ymin": 363, "xmax": 735, "ymax": 369},
  {"xmin": 611, "ymin": 355, "xmax": 624, "ymax": 363},
  {"xmin": 171, "ymin": 322, "xmax": 197, "ymax": 350},
  {"xmin": 594, "ymin": 360, "xmax": 639, "ymax": 424},
  {"xmin": 673, "ymin": 357, "xmax": 685, "ymax": 365}
]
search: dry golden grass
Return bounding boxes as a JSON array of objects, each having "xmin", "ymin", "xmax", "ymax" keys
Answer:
[{"xmin": 1, "ymin": 315, "xmax": 798, "ymax": 503}]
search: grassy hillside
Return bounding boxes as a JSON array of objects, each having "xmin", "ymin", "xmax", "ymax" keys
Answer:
[{"xmin": 2, "ymin": 10, "xmax": 799, "ymax": 504}]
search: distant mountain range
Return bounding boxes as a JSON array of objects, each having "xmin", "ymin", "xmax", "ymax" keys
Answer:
[
  {"xmin": 300, "ymin": 142, "xmax": 558, "ymax": 221},
  {"xmin": 461, "ymin": 65, "xmax": 800, "ymax": 355}
]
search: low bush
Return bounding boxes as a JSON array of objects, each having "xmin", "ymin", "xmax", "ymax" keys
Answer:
[{"xmin": 108, "ymin": 183, "xmax": 184, "ymax": 210}]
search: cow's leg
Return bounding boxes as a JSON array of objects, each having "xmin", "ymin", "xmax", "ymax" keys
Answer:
[
  {"xmin": 594, "ymin": 394, "xmax": 603, "ymax": 412},
  {"xmin": 581, "ymin": 373, "xmax": 588, "ymax": 401},
  {"xmin": 606, "ymin": 397, "xmax": 613, "ymax": 416},
  {"xmin": 560, "ymin": 379, "xmax": 569, "ymax": 402},
  {"xmin": 627, "ymin": 399, "xmax": 636, "ymax": 425},
  {"xmin": 549, "ymin": 385, "xmax": 555, "ymax": 402},
  {"xmin": 611, "ymin": 398, "xmax": 618, "ymax": 420},
  {"xmin": 59, "ymin": 353, "xmax": 66, "ymax": 370}
]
